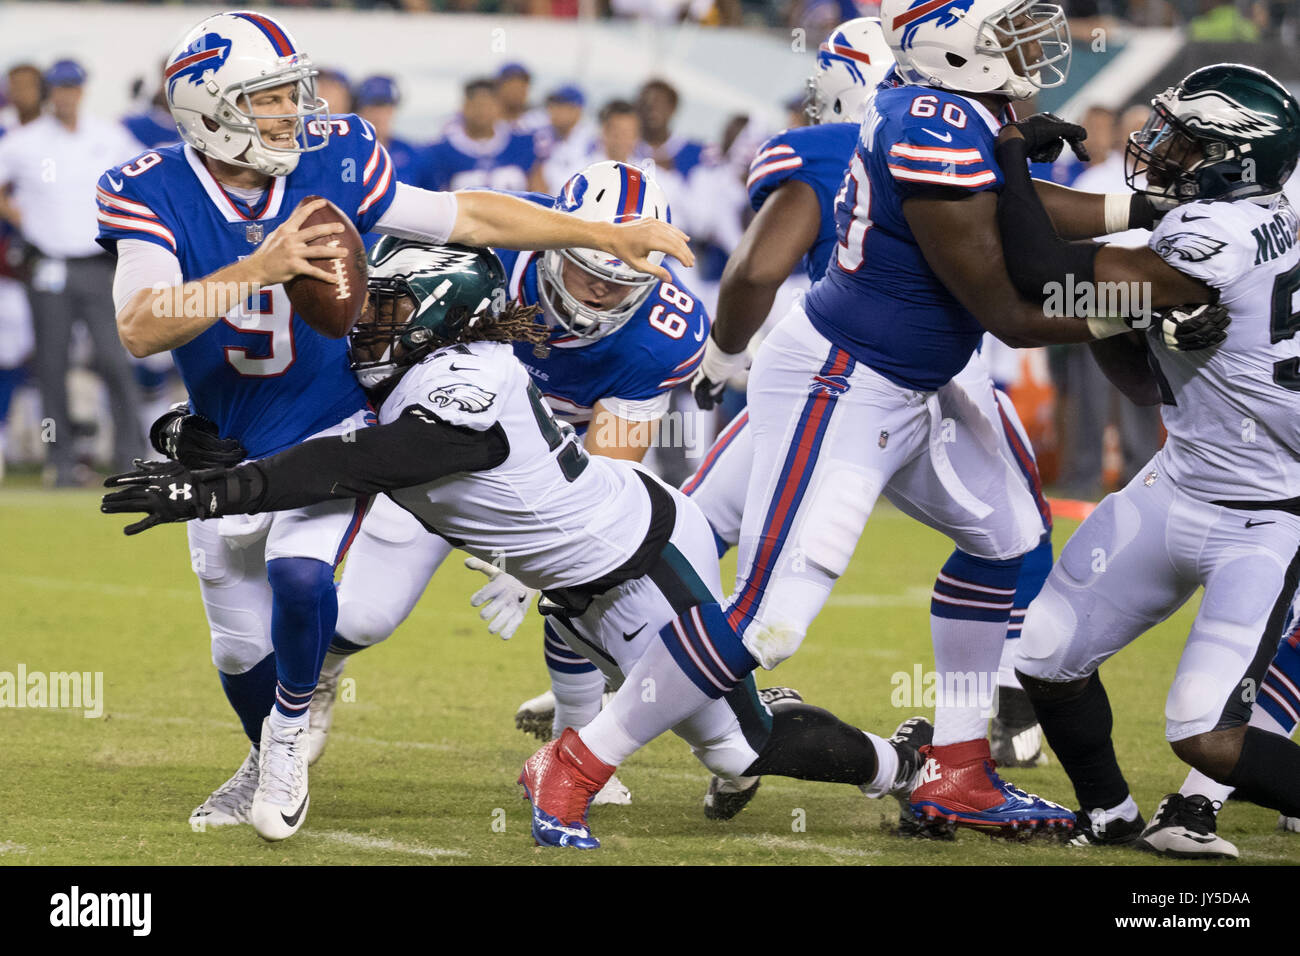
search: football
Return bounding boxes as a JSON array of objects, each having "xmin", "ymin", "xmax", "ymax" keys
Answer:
[{"xmin": 284, "ymin": 195, "xmax": 368, "ymax": 339}]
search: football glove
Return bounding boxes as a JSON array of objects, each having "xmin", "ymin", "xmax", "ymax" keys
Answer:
[
  {"xmin": 1006, "ymin": 113, "xmax": 1090, "ymax": 164},
  {"xmin": 691, "ymin": 336, "xmax": 750, "ymax": 411},
  {"xmin": 1157, "ymin": 302, "xmax": 1230, "ymax": 352},
  {"xmin": 465, "ymin": 556, "xmax": 538, "ymax": 640},
  {"xmin": 149, "ymin": 402, "xmax": 247, "ymax": 469},
  {"xmin": 101, "ymin": 459, "xmax": 258, "ymax": 535}
]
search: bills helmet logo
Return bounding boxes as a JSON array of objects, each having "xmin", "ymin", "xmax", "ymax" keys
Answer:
[
  {"xmin": 556, "ymin": 174, "xmax": 589, "ymax": 213},
  {"xmin": 892, "ymin": 0, "xmax": 975, "ymax": 49},
  {"xmin": 164, "ymin": 32, "xmax": 233, "ymax": 99},
  {"xmin": 810, "ymin": 373, "xmax": 850, "ymax": 396}
]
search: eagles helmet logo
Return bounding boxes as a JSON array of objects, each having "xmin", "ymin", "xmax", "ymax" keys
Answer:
[
  {"xmin": 1176, "ymin": 89, "xmax": 1283, "ymax": 141},
  {"xmin": 1155, "ymin": 231, "xmax": 1228, "ymax": 264},
  {"xmin": 427, "ymin": 382, "xmax": 497, "ymax": 414}
]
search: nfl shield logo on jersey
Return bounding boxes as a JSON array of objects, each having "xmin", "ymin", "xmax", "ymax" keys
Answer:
[{"xmin": 245, "ymin": 223, "xmax": 264, "ymax": 244}]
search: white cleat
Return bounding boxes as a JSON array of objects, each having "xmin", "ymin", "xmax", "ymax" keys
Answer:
[
  {"xmin": 1137, "ymin": 793, "xmax": 1238, "ymax": 859},
  {"xmin": 591, "ymin": 773, "xmax": 633, "ymax": 806},
  {"xmin": 189, "ymin": 746, "xmax": 259, "ymax": 829},
  {"xmin": 250, "ymin": 717, "xmax": 310, "ymax": 842},
  {"xmin": 307, "ymin": 666, "xmax": 342, "ymax": 766},
  {"xmin": 514, "ymin": 689, "xmax": 556, "ymax": 741}
]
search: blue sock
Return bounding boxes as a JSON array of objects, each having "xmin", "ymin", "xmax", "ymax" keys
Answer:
[
  {"xmin": 267, "ymin": 557, "xmax": 338, "ymax": 722},
  {"xmin": 0, "ymin": 366, "xmax": 24, "ymax": 423},
  {"xmin": 1008, "ymin": 531, "xmax": 1053, "ymax": 640},
  {"xmin": 218, "ymin": 652, "xmax": 277, "ymax": 747}
]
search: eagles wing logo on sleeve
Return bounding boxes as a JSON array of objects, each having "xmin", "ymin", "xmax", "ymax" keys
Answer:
[
  {"xmin": 427, "ymin": 382, "xmax": 497, "ymax": 413},
  {"xmin": 1155, "ymin": 231, "xmax": 1228, "ymax": 263}
]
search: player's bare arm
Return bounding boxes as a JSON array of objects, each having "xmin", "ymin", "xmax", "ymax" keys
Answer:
[
  {"xmin": 115, "ymin": 197, "xmax": 346, "ymax": 358},
  {"xmin": 714, "ymin": 180, "xmax": 821, "ymax": 353},
  {"xmin": 449, "ymin": 189, "xmax": 694, "ymax": 283},
  {"xmin": 902, "ymin": 190, "xmax": 1094, "ymax": 347},
  {"xmin": 584, "ymin": 402, "xmax": 658, "ymax": 462},
  {"xmin": 993, "ymin": 130, "xmax": 1220, "ymax": 314}
]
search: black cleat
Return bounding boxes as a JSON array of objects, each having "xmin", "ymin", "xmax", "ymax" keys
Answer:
[
  {"xmin": 1068, "ymin": 806, "xmax": 1146, "ymax": 847},
  {"xmin": 990, "ymin": 685, "xmax": 1048, "ymax": 768},
  {"xmin": 1136, "ymin": 793, "xmax": 1238, "ymax": 859},
  {"xmin": 758, "ymin": 686, "xmax": 804, "ymax": 710},
  {"xmin": 704, "ymin": 775, "xmax": 761, "ymax": 820}
]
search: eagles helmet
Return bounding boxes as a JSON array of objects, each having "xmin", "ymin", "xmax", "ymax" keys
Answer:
[
  {"xmin": 538, "ymin": 160, "xmax": 671, "ymax": 342},
  {"xmin": 349, "ymin": 238, "xmax": 508, "ymax": 390},
  {"xmin": 164, "ymin": 11, "xmax": 329, "ymax": 177},
  {"xmin": 1125, "ymin": 63, "xmax": 1300, "ymax": 205},
  {"xmin": 805, "ymin": 18, "xmax": 896, "ymax": 126},
  {"xmin": 880, "ymin": 0, "xmax": 1070, "ymax": 101}
]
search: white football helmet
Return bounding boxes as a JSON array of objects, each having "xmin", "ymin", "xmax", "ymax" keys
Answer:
[
  {"xmin": 538, "ymin": 161, "xmax": 671, "ymax": 342},
  {"xmin": 164, "ymin": 11, "xmax": 328, "ymax": 177},
  {"xmin": 805, "ymin": 18, "xmax": 896, "ymax": 126},
  {"xmin": 880, "ymin": 0, "xmax": 1070, "ymax": 102}
]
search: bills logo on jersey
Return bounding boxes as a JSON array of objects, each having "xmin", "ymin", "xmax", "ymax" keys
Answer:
[
  {"xmin": 810, "ymin": 373, "xmax": 850, "ymax": 395},
  {"xmin": 892, "ymin": 0, "xmax": 974, "ymax": 49},
  {"xmin": 164, "ymin": 33, "xmax": 233, "ymax": 98},
  {"xmin": 428, "ymin": 382, "xmax": 496, "ymax": 413},
  {"xmin": 1155, "ymin": 231, "xmax": 1227, "ymax": 263}
]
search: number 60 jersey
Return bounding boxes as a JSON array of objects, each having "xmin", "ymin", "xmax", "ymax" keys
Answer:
[
  {"xmin": 1145, "ymin": 196, "xmax": 1300, "ymax": 503},
  {"xmin": 95, "ymin": 115, "xmax": 398, "ymax": 458}
]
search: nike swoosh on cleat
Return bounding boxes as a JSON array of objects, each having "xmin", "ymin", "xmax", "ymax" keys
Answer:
[{"xmin": 280, "ymin": 796, "xmax": 308, "ymax": 828}]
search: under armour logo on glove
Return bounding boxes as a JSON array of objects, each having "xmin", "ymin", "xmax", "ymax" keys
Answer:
[
  {"xmin": 101, "ymin": 459, "xmax": 245, "ymax": 536},
  {"xmin": 168, "ymin": 483, "xmax": 193, "ymax": 501}
]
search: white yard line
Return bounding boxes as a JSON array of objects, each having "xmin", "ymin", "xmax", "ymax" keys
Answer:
[
  {"xmin": 0, "ymin": 842, "xmax": 29, "ymax": 855},
  {"xmin": 825, "ymin": 586, "xmax": 933, "ymax": 608},
  {"xmin": 9, "ymin": 574, "xmax": 194, "ymax": 601},
  {"xmin": 310, "ymin": 829, "xmax": 468, "ymax": 859}
]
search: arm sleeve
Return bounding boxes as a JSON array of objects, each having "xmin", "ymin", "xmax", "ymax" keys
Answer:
[
  {"xmin": 993, "ymin": 136, "xmax": 1099, "ymax": 300},
  {"xmin": 112, "ymin": 239, "xmax": 183, "ymax": 316},
  {"xmin": 373, "ymin": 182, "xmax": 459, "ymax": 244},
  {"xmin": 241, "ymin": 405, "xmax": 509, "ymax": 513},
  {"xmin": 600, "ymin": 392, "xmax": 672, "ymax": 423}
]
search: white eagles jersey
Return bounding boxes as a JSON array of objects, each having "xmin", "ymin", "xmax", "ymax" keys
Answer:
[
  {"xmin": 378, "ymin": 341, "xmax": 654, "ymax": 589},
  {"xmin": 1146, "ymin": 194, "xmax": 1300, "ymax": 502}
]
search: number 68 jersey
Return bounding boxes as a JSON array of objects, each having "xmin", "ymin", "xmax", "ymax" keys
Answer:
[
  {"xmin": 379, "ymin": 341, "xmax": 656, "ymax": 590},
  {"xmin": 95, "ymin": 115, "xmax": 399, "ymax": 458},
  {"xmin": 1146, "ymin": 196, "xmax": 1300, "ymax": 503}
]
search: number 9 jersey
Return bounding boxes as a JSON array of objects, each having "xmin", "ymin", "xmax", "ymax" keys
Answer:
[
  {"xmin": 803, "ymin": 83, "xmax": 1007, "ymax": 392},
  {"xmin": 94, "ymin": 115, "xmax": 399, "ymax": 458},
  {"xmin": 1146, "ymin": 197, "xmax": 1300, "ymax": 503}
]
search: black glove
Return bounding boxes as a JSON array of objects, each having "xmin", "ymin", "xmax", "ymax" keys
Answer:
[
  {"xmin": 1006, "ymin": 113, "xmax": 1090, "ymax": 164},
  {"xmin": 149, "ymin": 402, "xmax": 247, "ymax": 469},
  {"xmin": 101, "ymin": 459, "xmax": 261, "ymax": 536},
  {"xmin": 690, "ymin": 337, "xmax": 750, "ymax": 411},
  {"xmin": 1155, "ymin": 302, "xmax": 1230, "ymax": 352}
]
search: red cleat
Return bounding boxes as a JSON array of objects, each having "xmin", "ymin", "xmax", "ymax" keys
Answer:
[
  {"xmin": 518, "ymin": 728, "xmax": 616, "ymax": 849},
  {"xmin": 908, "ymin": 738, "xmax": 1074, "ymax": 837}
]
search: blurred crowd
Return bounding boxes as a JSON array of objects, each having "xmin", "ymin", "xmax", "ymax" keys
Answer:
[
  {"xmin": 18, "ymin": 1, "xmax": 1298, "ymax": 41},
  {"xmin": 0, "ymin": 33, "xmax": 1298, "ymax": 493}
]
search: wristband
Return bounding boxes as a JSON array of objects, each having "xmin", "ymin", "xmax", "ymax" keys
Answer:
[{"xmin": 1086, "ymin": 314, "xmax": 1130, "ymax": 340}]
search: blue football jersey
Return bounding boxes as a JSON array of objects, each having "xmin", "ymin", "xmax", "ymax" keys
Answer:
[
  {"xmin": 747, "ymin": 122, "xmax": 858, "ymax": 282},
  {"xmin": 122, "ymin": 109, "xmax": 180, "ymax": 150},
  {"xmin": 803, "ymin": 85, "xmax": 1006, "ymax": 391},
  {"xmin": 95, "ymin": 114, "xmax": 398, "ymax": 458},
  {"xmin": 416, "ymin": 121, "xmax": 537, "ymax": 193},
  {"xmin": 496, "ymin": 237, "xmax": 710, "ymax": 433}
]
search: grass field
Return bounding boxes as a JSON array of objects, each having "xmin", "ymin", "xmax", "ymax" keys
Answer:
[{"xmin": 2, "ymin": 482, "xmax": 1297, "ymax": 866}]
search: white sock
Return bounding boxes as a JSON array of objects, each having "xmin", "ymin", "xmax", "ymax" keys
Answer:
[
  {"xmin": 860, "ymin": 732, "xmax": 899, "ymax": 798},
  {"xmin": 551, "ymin": 665, "xmax": 606, "ymax": 736},
  {"xmin": 269, "ymin": 706, "xmax": 308, "ymax": 734},
  {"xmin": 1179, "ymin": 768, "xmax": 1232, "ymax": 807},
  {"xmin": 931, "ymin": 613, "xmax": 1005, "ymax": 746}
]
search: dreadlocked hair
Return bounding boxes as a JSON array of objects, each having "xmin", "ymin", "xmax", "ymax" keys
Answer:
[{"xmin": 442, "ymin": 300, "xmax": 550, "ymax": 351}]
